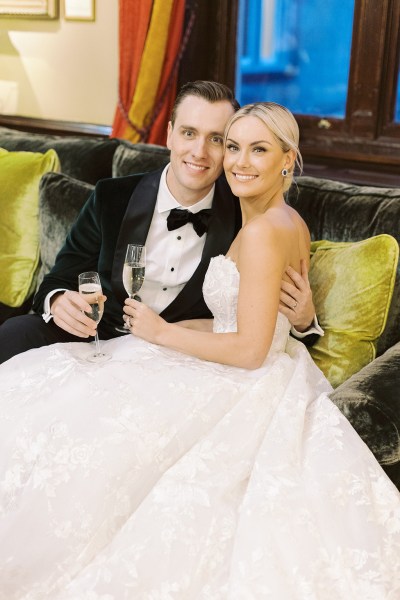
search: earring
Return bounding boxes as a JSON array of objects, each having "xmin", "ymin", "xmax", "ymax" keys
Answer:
[{"xmin": 281, "ymin": 168, "xmax": 288, "ymax": 177}]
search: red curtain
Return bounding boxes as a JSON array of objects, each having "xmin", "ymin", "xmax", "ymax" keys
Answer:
[{"xmin": 111, "ymin": 0, "xmax": 189, "ymax": 146}]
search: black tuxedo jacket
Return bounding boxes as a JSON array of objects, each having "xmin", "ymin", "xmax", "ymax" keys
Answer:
[{"xmin": 33, "ymin": 169, "xmax": 241, "ymax": 338}]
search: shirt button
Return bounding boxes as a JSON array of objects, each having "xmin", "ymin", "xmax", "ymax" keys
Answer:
[
  {"xmin": 177, "ymin": 236, "xmax": 181, "ymax": 240},
  {"xmin": 171, "ymin": 267, "xmax": 174, "ymax": 272},
  {"xmin": 163, "ymin": 287, "xmax": 167, "ymax": 291}
]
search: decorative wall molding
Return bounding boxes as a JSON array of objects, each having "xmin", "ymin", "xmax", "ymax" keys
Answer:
[{"xmin": 0, "ymin": 0, "xmax": 58, "ymax": 19}]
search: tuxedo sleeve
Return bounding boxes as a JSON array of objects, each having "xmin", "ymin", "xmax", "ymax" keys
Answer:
[{"xmin": 32, "ymin": 189, "xmax": 102, "ymax": 314}]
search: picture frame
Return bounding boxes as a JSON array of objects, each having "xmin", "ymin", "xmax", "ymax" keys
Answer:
[
  {"xmin": 63, "ymin": 0, "xmax": 95, "ymax": 22},
  {"xmin": 0, "ymin": 0, "xmax": 58, "ymax": 19}
]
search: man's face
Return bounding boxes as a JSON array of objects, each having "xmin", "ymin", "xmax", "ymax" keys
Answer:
[{"xmin": 166, "ymin": 95, "xmax": 235, "ymax": 206}]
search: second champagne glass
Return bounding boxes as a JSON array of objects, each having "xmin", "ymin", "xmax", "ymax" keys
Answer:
[{"xmin": 116, "ymin": 244, "xmax": 146, "ymax": 333}]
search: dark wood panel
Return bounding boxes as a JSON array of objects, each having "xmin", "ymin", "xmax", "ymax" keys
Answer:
[
  {"xmin": 346, "ymin": 0, "xmax": 390, "ymax": 137},
  {"xmin": 303, "ymin": 160, "xmax": 400, "ymax": 188},
  {"xmin": 178, "ymin": 0, "xmax": 239, "ymax": 90},
  {"xmin": 300, "ymin": 133, "xmax": 400, "ymax": 166},
  {"xmin": 379, "ymin": 0, "xmax": 400, "ymax": 134}
]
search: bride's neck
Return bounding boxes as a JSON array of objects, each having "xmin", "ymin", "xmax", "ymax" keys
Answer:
[{"xmin": 240, "ymin": 190, "xmax": 285, "ymax": 226}]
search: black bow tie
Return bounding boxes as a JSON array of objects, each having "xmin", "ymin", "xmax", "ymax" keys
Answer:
[{"xmin": 166, "ymin": 208, "xmax": 212, "ymax": 237}]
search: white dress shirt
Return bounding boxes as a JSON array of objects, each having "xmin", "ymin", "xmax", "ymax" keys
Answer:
[{"xmin": 138, "ymin": 166, "xmax": 214, "ymax": 314}]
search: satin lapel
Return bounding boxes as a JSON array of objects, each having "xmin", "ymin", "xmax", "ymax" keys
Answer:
[
  {"xmin": 112, "ymin": 170, "xmax": 162, "ymax": 302},
  {"xmin": 161, "ymin": 176, "xmax": 239, "ymax": 321}
]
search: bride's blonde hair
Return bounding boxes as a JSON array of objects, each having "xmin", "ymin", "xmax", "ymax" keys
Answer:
[{"xmin": 224, "ymin": 102, "xmax": 303, "ymax": 193}]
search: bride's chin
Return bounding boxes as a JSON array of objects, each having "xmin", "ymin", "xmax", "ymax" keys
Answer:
[{"xmin": 225, "ymin": 178, "xmax": 243, "ymax": 196}]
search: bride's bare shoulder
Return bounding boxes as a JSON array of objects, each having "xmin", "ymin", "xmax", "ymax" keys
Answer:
[
  {"xmin": 240, "ymin": 207, "xmax": 310, "ymax": 262},
  {"xmin": 242, "ymin": 205, "xmax": 301, "ymax": 238},
  {"xmin": 286, "ymin": 205, "xmax": 311, "ymax": 244},
  {"xmin": 239, "ymin": 211, "xmax": 291, "ymax": 258}
]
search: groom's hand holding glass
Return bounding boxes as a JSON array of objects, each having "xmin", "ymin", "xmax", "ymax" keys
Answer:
[
  {"xmin": 49, "ymin": 288, "xmax": 107, "ymax": 339},
  {"xmin": 78, "ymin": 272, "xmax": 110, "ymax": 362}
]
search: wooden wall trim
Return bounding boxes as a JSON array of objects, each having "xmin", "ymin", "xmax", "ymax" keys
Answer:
[{"xmin": 0, "ymin": 115, "xmax": 112, "ymax": 138}]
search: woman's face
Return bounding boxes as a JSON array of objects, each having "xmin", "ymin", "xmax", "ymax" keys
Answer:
[{"xmin": 223, "ymin": 115, "xmax": 293, "ymax": 201}]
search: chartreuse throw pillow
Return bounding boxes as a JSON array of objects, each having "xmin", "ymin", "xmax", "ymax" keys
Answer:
[
  {"xmin": 308, "ymin": 235, "xmax": 399, "ymax": 388},
  {"xmin": 0, "ymin": 148, "xmax": 60, "ymax": 307}
]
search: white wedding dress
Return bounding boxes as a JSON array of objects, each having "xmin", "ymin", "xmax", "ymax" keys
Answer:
[{"xmin": 0, "ymin": 255, "xmax": 399, "ymax": 599}]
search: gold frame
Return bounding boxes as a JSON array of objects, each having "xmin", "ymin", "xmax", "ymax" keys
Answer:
[
  {"xmin": 63, "ymin": 0, "xmax": 95, "ymax": 22},
  {"xmin": 0, "ymin": 0, "xmax": 58, "ymax": 19}
]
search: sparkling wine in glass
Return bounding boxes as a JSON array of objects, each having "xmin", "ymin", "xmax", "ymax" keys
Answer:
[
  {"xmin": 78, "ymin": 271, "xmax": 111, "ymax": 363},
  {"xmin": 116, "ymin": 244, "xmax": 146, "ymax": 333}
]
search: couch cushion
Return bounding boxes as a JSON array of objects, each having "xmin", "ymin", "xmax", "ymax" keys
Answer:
[
  {"xmin": 0, "ymin": 126, "xmax": 118, "ymax": 184},
  {"xmin": 36, "ymin": 172, "xmax": 94, "ymax": 290},
  {"xmin": 112, "ymin": 141, "xmax": 170, "ymax": 178},
  {"xmin": 287, "ymin": 176, "xmax": 400, "ymax": 354},
  {"xmin": 0, "ymin": 148, "xmax": 60, "ymax": 310},
  {"xmin": 309, "ymin": 235, "xmax": 398, "ymax": 388}
]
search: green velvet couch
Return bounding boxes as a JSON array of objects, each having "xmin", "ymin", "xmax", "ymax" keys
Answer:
[
  {"xmin": 286, "ymin": 178, "xmax": 400, "ymax": 490},
  {"xmin": 1, "ymin": 125, "xmax": 399, "ymax": 490}
]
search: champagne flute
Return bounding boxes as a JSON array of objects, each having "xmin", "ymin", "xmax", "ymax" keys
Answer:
[
  {"xmin": 116, "ymin": 244, "xmax": 146, "ymax": 333},
  {"xmin": 78, "ymin": 271, "xmax": 111, "ymax": 363}
]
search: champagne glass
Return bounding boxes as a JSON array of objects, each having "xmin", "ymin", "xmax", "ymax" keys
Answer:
[
  {"xmin": 78, "ymin": 271, "xmax": 111, "ymax": 363},
  {"xmin": 115, "ymin": 244, "xmax": 146, "ymax": 333}
]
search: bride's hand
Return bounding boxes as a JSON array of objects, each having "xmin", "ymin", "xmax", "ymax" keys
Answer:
[{"xmin": 123, "ymin": 298, "xmax": 167, "ymax": 344}]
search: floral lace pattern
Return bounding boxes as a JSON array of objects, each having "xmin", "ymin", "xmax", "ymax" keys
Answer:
[
  {"xmin": 0, "ymin": 256, "xmax": 399, "ymax": 599},
  {"xmin": 203, "ymin": 255, "xmax": 240, "ymax": 334}
]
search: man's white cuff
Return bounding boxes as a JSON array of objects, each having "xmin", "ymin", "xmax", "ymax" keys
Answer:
[
  {"xmin": 291, "ymin": 315, "xmax": 324, "ymax": 339},
  {"xmin": 42, "ymin": 289, "xmax": 66, "ymax": 322}
]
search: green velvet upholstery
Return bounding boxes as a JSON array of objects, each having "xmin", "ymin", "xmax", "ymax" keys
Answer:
[
  {"xmin": 37, "ymin": 172, "xmax": 94, "ymax": 290},
  {"xmin": 112, "ymin": 141, "xmax": 170, "ymax": 178},
  {"xmin": 329, "ymin": 341, "xmax": 400, "ymax": 488},
  {"xmin": 0, "ymin": 148, "xmax": 60, "ymax": 309},
  {"xmin": 308, "ymin": 236, "xmax": 398, "ymax": 388},
  {"xmin": 0, "ymin": 126, "xmax": 118, "ymax": 184}
]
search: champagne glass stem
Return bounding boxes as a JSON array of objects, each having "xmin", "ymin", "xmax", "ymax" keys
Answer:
[{"xmin": 94, "ymin": 331, "xmax": 101, "ymax": 356}]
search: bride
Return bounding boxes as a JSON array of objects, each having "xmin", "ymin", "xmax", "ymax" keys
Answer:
[{"xmin": 0, "ymin": 102, "xmax": 399, "ymax": 599}]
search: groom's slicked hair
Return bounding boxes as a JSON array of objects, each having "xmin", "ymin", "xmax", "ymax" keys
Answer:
[{"xmin": 170, "ymin": 81, "xmax": 240, "ymax": 125}]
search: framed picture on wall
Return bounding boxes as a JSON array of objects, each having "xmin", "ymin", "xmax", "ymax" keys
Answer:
[
  {"xmin": 63, "ymin": 0, "xmax": 95, "ymax": 21},
  {"xmin": 0, "ymin": 0, "xmax": 58, "ymax": 18}
]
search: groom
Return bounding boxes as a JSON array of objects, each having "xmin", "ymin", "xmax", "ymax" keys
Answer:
[{"xmin": 0, "ymin": 81, "xmax": 319, "ymax": 363}]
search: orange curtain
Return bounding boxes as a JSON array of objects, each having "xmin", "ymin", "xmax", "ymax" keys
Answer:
[{"xmin": 111, "ymin": 0, "xmax": 190, "ymax": 146}]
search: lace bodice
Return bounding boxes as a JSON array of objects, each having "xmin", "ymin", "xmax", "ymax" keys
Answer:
[{"xmin": 203, "ymin": 255, "xmax": 291, "ymax": 354}]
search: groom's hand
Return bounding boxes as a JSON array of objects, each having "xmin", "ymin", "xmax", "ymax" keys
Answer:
[
  {"xmin": 50, "ymin": 291, "xmax": 105, "ymax": 338},
  {"xmin": 279, "ymin": 260, "xmax": 316, "ymax": 332}
]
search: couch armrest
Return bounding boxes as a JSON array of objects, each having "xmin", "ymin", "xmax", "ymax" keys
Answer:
[
  {"xmin": 330, "ymin": 342, "xmax": 400, "ymax": 490},
  {"xmin": 329, "ymin": 341, "xmax": 400, "ymax": 468}
]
